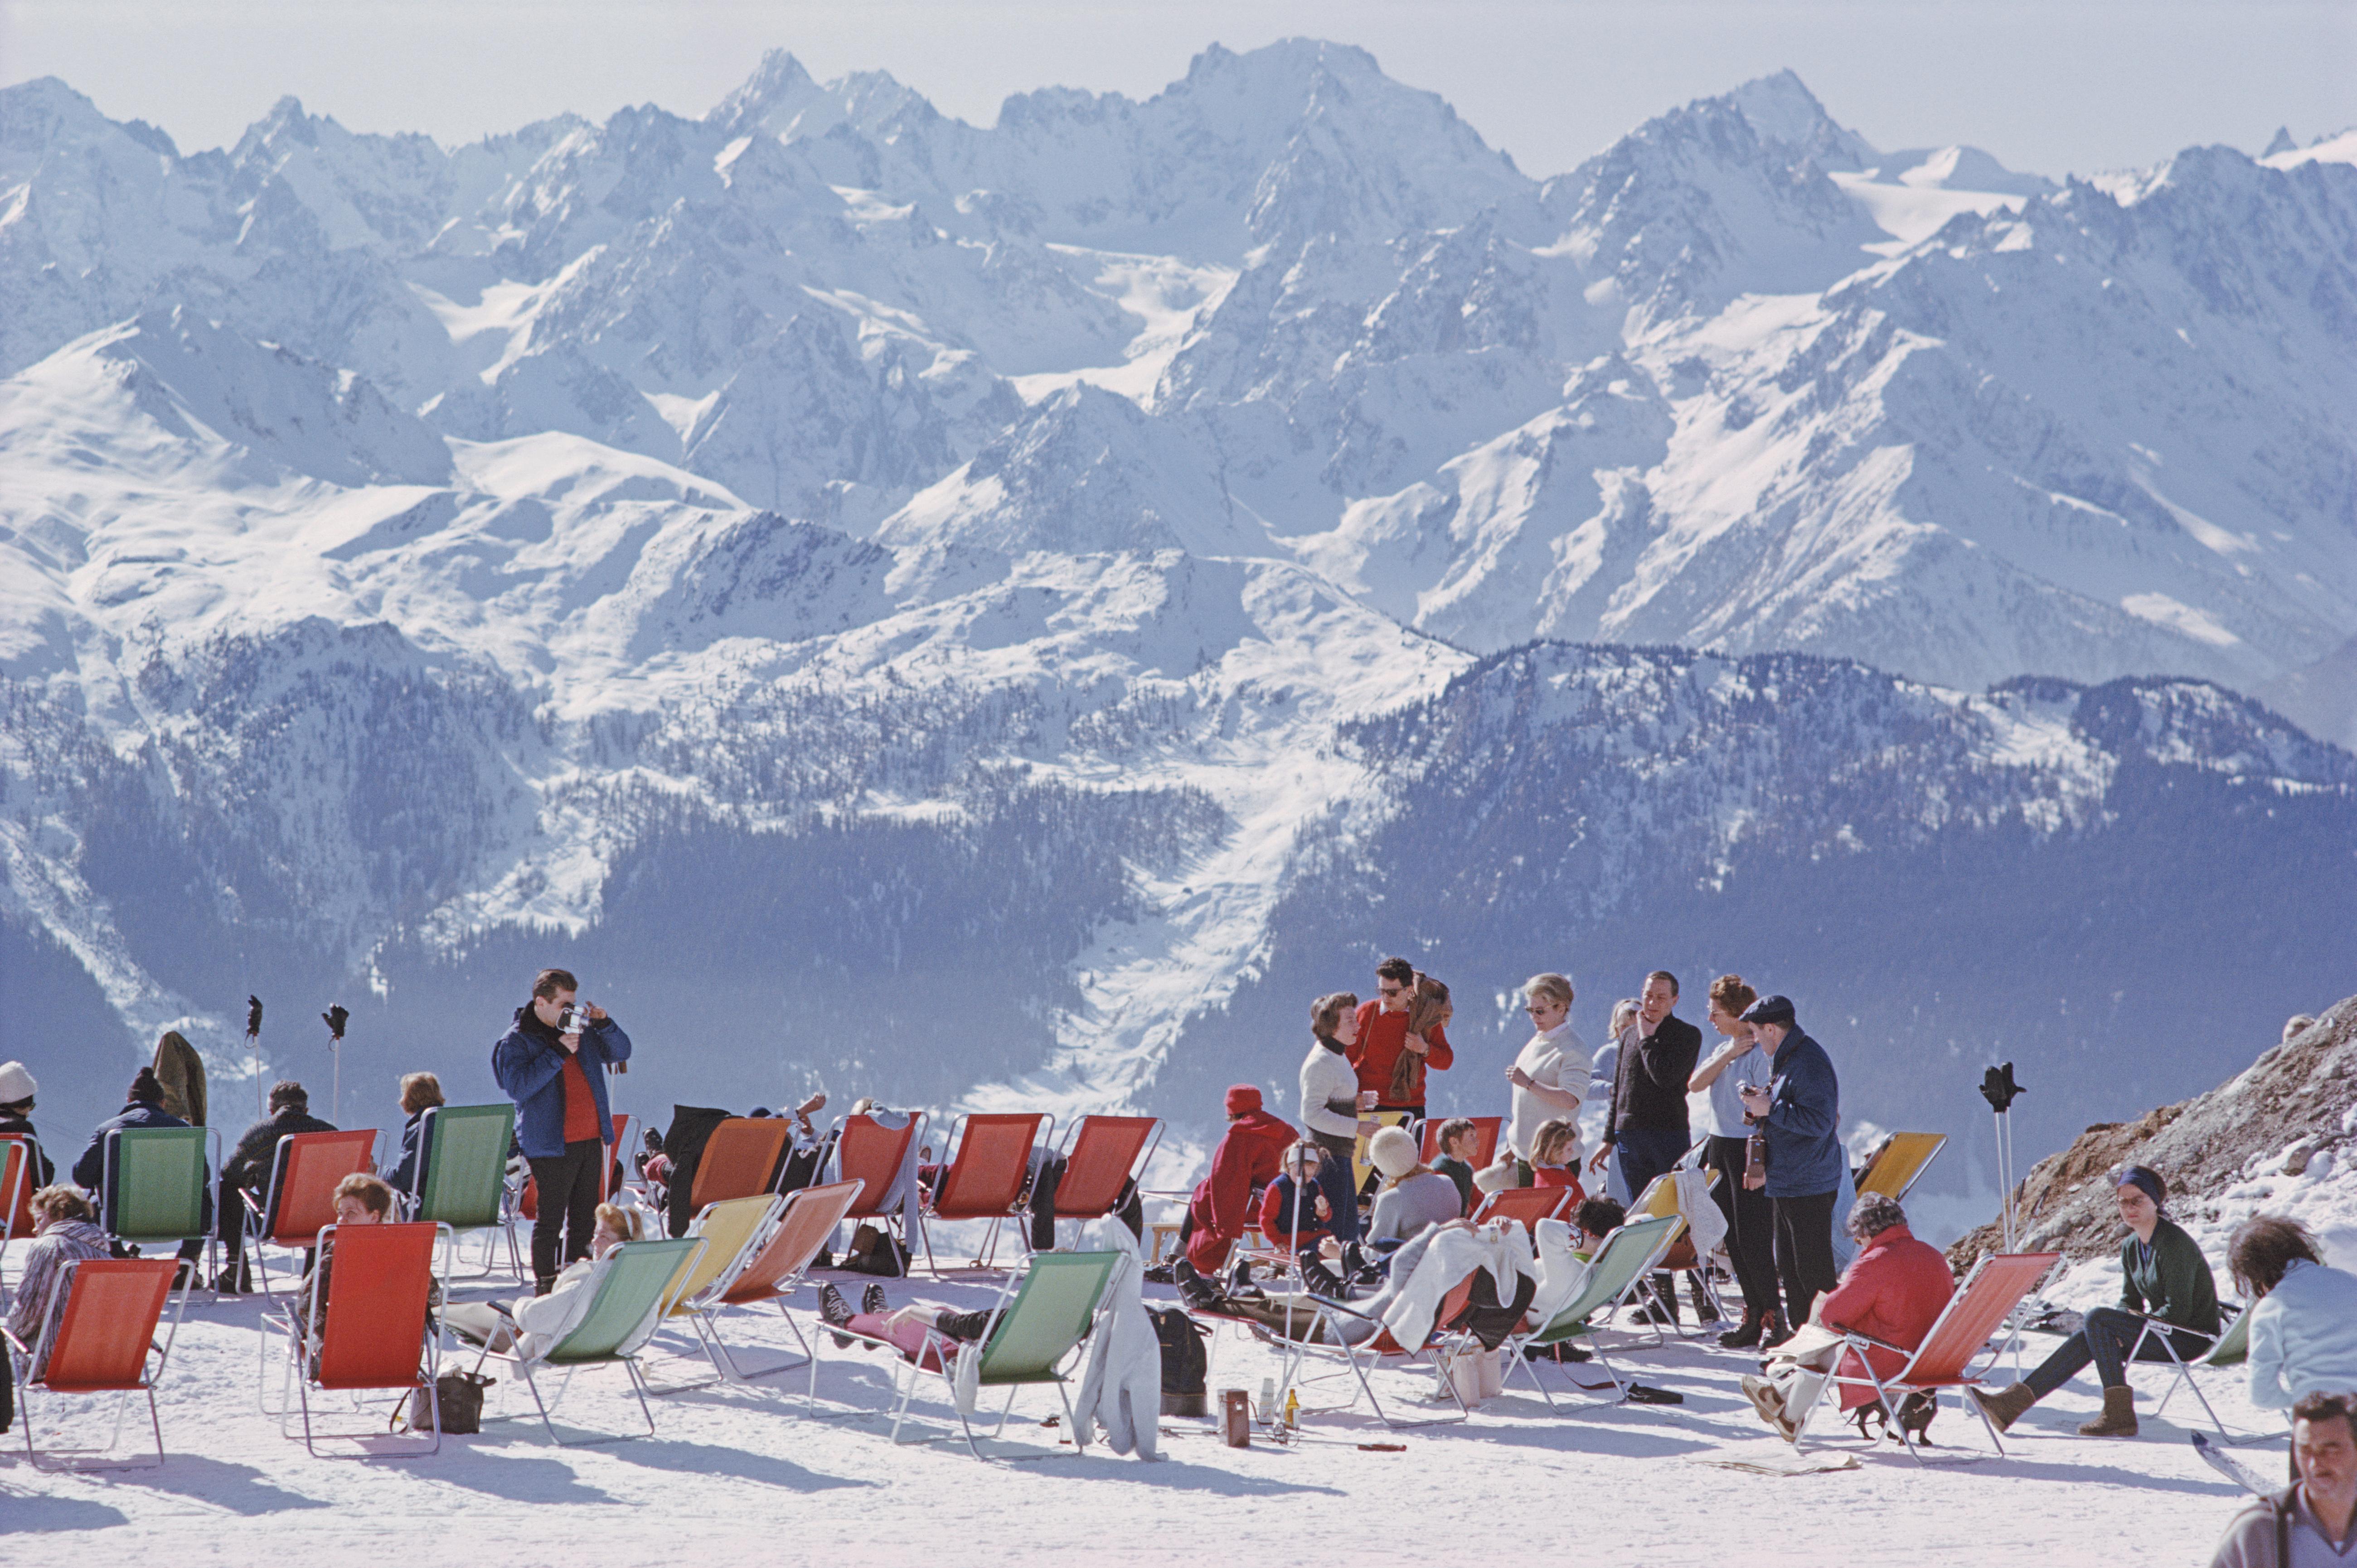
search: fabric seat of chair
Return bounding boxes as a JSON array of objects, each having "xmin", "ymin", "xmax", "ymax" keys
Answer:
[{"xmin": 689, "ymin": 1119, "xmax": 792, "ymax": 1210}]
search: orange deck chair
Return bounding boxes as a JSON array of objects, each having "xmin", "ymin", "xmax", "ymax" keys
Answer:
[
  {"xmin": 1047, "ymin": 1115, "xmax": 1162, "ymax": 1249},
  {"xmin": 918, "ymin": 1113, "xmax": 1052, "ymax": 1274},
  {"xmin": 687, "ymin": 1117, "xmax": 794, "ymax": 1214},
  {"xmin": 1800, "ymin": 1250, "xmax": 2060, "ymax": 1462},
  {"xmin": 694, "ymin": 1177, "xmax": 865, "ymax": 1399},
  {"xmin": 834, "ymin": 1110, "xmax": 927, "ymax": 1250},
  {"xmin": 242, "ymin": 1129, "xmax": 381, "ymax": 1297},
  {"xmin": 0, "ymin": 1131, "xmax": 42, "ymax": 1267},
  {"xmin": 1420, "ymin": 1116, "xmax": 1502, "ymax": 1168},
  {"xmin": 5, "ymin": 1256, "xmax": 182, "ymax": 1470},
  {"xmin": 1469, "ymin": 1184, "xmax": 1573, "ymax": 1229},
  {"xmin": 279, "ymin": 1221, "xmax": 445, "ymax": 1457}
]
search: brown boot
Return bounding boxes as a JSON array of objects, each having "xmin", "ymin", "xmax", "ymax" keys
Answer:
[
  {"xmin": 2077, "ymin": 1386, "xmax": 2139, "ymax": 1437},
  {"xmin": 1967, "ymin": 1380, "xmax": 2038, "ymax": 1433}
]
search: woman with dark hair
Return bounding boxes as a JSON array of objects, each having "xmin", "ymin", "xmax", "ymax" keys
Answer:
[
  {"xmin": 1690, "ymin": 974, "xmax": 1778, "ymax": 1347},
  {"xmin": 1296, "ymin": 991, "xmax": 1369, "ymax": 1245},
  {"xmin": 2231, "ymin": 1214, "xmax": 2357, "ymax": 1436},
  {"xmin": 1970, "ymin": 1163, "xmax": 2221, "ymax": 1438}
]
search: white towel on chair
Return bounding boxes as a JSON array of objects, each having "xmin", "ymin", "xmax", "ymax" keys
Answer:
[
  {"xmin": 1674, "ymin": 1166, "xmax": 1727, "ymax": 1256},
  {"xmin": 1072, "ymin": 1225, "xmax": 1161, "ymax": 1459}
]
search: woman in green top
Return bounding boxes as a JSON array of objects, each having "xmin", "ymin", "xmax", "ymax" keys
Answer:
[{"xmin": 1969, "ymin": 1163, "xmax": 2221, "ymax": 1439}]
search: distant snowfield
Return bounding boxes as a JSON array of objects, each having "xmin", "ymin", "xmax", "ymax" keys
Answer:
[{"xmin": 6, "ymin": 1194, "xmax": 2341, "ymax": 1565}]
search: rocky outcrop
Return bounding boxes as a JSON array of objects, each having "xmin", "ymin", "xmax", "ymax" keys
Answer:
[{"xmin": 1950, "ymin": 997, "xmax": 2357, "ymax": 1273}]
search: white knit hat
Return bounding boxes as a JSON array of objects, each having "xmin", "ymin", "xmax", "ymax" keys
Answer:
[
  {"xmin": 0, "ymin": 1061, "xmax": 35, "ymax": 1103},
  {"xmin": 1368, "ymin": 1125, "xmax": 1420, "ymax": 1180}
]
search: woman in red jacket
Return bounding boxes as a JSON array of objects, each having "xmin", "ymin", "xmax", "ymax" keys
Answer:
[
  {"xmin": 1741, "ymin": 1192, "xmax": 1954, "ymax": 1440},
  {"xmin": 1175, "ymin": 1086, "xmax": 1295, "ymax": 1300}
]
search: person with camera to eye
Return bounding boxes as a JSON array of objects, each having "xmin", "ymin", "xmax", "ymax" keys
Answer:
[{"xmin": 492, "ymin": 968, "xmax": 632, "ymax": 1295}]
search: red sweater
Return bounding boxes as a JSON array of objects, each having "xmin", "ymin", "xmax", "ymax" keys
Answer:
[
  {"xmin": 559, "ymin": 1053, "xmax": 600, "ymax": 1144},
  {"xmin": 1186, "ymin": 1109, "xmax": 1296, "ymax": 1272},
  {"xmin": 1533, "ymin": 1165, "xmax": 1586, "ymax": 1202},
  {"xmin": 1818, "ymin": 1223, "xmax": 1956, "ymax": 1408},
  {"xmin": 1349, "ymin": 1000, "xmax": 1453, "ymax": 1108}
]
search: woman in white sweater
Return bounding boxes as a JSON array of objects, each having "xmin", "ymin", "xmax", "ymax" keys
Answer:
[
  {"xmin": 2232, "ymin": 1214, "xmax": 2357, "ymax": 1457},
  {"xmin": 1299, "ymin": 991, "xmax": 1372, "ymax": 1243}
]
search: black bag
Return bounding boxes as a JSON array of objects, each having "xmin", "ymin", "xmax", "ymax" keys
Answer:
[
  {"xmin": 1149, "ymin": 1306, "xmax": 1210, "ymax": 1396},
  {"xmin": 403, "ymin": 1370, "xmax": 494, "ymax": 1435},
  {"xmin": 843, "ymin": 1222, "xmax": 911, "ymax": 1277}
]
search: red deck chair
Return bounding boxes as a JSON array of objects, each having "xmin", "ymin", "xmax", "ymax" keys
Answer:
[
  {"xmin": 243, "ymin": 1130, "xmax": 380, "ymax": 1297},
  {"xmin": 1047, "ymin": 1115, "xmax": 1162, "ymax": 1248},
  {"xmin": 1215, "ymin": 1275, "xmax": 1481, "ymax": 1430},
  {"xmin": 0, "ymin": 1132, "xmax": 41, "ymax": 1265},
  {"xmin": 601, "ymin": 1112, "xmax": 633, "ymax": 1202},
  {"xmin": 5, "ymin": 1257, "xmax": 181, "ymax": 1470},
  {"xmin": 687, "ymin": 1117, "xmax": 793, "ymax": 1214},
  {"xmin": 918, "ymin": 1113, "xmax": 1052, "ymax": 1274},
  {"xmin": 692, "ymin": 1178, "xmax": 865, "ymax": 1400},
  {"xmin": 1799, "ymin": 1250, "xmax": 2061, "ymax": 1462},
  {"xmin": 1419, "ymin": 1116, "xmax": 1502, "ymax": 1168},
  {"xmin": 278, "ymin": 1221, "xmax": 445, "ymax": 1457},
  {"xmin": 834, "ymin": 1110, "xmax": 926, "ymax": 1246},
  {"xmin": 1469, "ymin": 1184, "xmax": 1573, "ymax": 1229}
]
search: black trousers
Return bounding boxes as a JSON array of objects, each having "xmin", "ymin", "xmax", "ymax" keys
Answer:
[
  {"xmin": 1770, "ymin": 1189, "xmax": 1841, "ymax": 1330},
  {"xmin": 528, "ymin": 1138, "xmax": 604, "ymax": 1292},
  {"xmin": 1705, "ymin": 1135, "xmax": 1780, "ymax": 1322}
]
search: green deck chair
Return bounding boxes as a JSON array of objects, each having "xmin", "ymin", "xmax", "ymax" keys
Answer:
[
  {"xmin": 1503, "ymin": 1214, "xmax": 1684, "ymax": 1408},
  {"xmin": 102, "ymin": 1126, "xmax": 217, "ymax": 1345},
  {"xmin": 866, "ymin": 1250, "xmax": 1123, "ymax": 1460},
  {"xmin": 408, "ymin": 1104, "xmax": 523, "ymax": 1282},
  {"xmin": 475, "ymin": 1235, "xmax": 706, "ymax": 1446}
]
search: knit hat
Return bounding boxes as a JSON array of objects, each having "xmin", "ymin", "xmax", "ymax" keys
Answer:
[
  {"xmin": 1368, "ymin": 1125, "xmax": 1419, "ymax": 1180},
  {"xmin": 1224, "ymin": 1084, "xmax": 1262, "ymax": 1117},
  {"xmin": 127, "ymin": 1066, "xmax": 166, "ymax": 1105},
  {"xmin": 1740, "ymin": 994, "xmax": 1796, "ymax": 1027},
  {"xmin": 2114, "ymin": 1163, "xmax": 2166, "ymax": 1209},
  {"xmin": 0, "ymin": 1061, "xmax": 34, "ymax": 1104}
]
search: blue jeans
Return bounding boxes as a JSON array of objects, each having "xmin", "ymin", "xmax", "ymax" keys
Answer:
[
  {"xmin": 1307, "ymin": 1132, "xmax": 1363, "ymax": 1244},
  {"xmin": 2024, "ymin": 1306, "xmax": 2206, "ymax": 1396}
]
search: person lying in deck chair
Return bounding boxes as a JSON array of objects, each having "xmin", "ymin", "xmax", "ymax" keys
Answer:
[
  {"xmin": 1740, "ymin": 1191, "xmax": 1953, "ymax": 1442},
  {"xmin": 444, "ymin": 1203, "xmax": 631, "ymax": 1358},
  {"xmin": 819, "ymin": 1281, "xmax": 994, "ymax": 1367}
]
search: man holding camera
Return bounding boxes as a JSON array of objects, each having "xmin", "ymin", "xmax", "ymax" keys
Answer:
[{"xmin": 493, "ymin": 967, "xmax": 633, "ymax": 1294}]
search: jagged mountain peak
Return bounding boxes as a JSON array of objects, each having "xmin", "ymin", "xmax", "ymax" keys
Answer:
[{"xmin": 1722, "ymin": 68, "xmax": 1877, "ymax": 169}]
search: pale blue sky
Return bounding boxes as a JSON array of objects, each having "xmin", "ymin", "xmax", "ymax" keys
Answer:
[{"xmin": 5, "ymin": 0, "xmax": 2352, "ymax": 178}]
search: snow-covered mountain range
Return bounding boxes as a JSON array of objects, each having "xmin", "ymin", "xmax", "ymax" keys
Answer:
[{"xmin": 2, "ymin": 45, "xmax": 2351, "ymax": 1170}]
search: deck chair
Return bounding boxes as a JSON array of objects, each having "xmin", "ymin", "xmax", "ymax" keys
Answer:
[
  {"xmin": 1352, "ymin": 1111, "xmax": 1413, "ymax": 1193},
  {"xmin": 403, "ymin": 1104, "xmax": 523, "ymax": 1282},
  {"xmin": 1469, "ymin": 1184, "xmax": 1573, "ymax": 1229},
  {"xmin": 276, "ymin": 1221, "xmax": 446, "ymax": 1457},
  {"xmin": 0, "ymin": 1131, "xmax": 40, "ymax": 1273},
  {"xmin": 834, "ymin": 1110, "xmax": 926, "ymax": 1249},
  {"xmin": 601, "ymin": 1112, "xmax": 633, "ymax": 1203},
  {"xmin": 919, "ymin": 1113, "xmax": 1051, "ymax": 1273},
  {"xmin": 695, "ymin": 1178, "xmax": 864, "ymax": 1397},
  {"xmin": 1258, "ymin": 1277, "xmax": 1481, "ymax": 1430},
  {"xmin": 845, "ymin": 1250, "xmax": 1122, "ymax": 1460},
  {"xmin": 474, "ymin": 1235, "xmax": 706, "ymax": 1445},
  {"xmin": 641, "ymin": 1194, "xmax": 781, "ymax": 1393},
  {"xmin": 4, "ymin": 1257, "xmax": 183, "ymax": 1470},
  {"xmin": 1046, "ymin": 1115, "xmax": 1160, "ymax": 1248},
  {"xmin": 686, "ymin": 1118, "xmax": 792, "ymax": 1211},
  {"xmin": 241, "ymin": 1130, "xmax": 380, "ymax": 1297},
  {"xmin": 2124, "ymin": 1304, "xmax": 2247, "ymax": 1438},
  {"xmin": 1419, "ymin": 1116, "xmax": 1502, "ymax": 1167},
  {"xmin": 101, "ymin": 1125, "xmax": 220, "ymax": 1311},
  {"xmin": 1797, "ymin": 1250, "xmax": 2060, "ymax": 1462},
  {"xmin": 1503, "ymin": 1214, "xmax": 1685, "ymax": 1407},
  {"xmin": 1858, "ymin": 1133, "xmax": 1947, "ymax": 1201},
  {"xmin": 1627, "ymin": 1168, "xmax": 1724, "ymax": 1335}
]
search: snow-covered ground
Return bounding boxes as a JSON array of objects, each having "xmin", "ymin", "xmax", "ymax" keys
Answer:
[{"xmin": 10, "ymin": 1160, "xmax": 2351, "ymax": 1566}]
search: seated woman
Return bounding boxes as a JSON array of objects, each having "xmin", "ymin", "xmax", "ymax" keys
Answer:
[
  {"xmin": 1520, "ymin": 1197, "xmax": 1627, "ymax": 1363},
  {"xmin": 2231, "ymin": 1213, "xmax": 2357, "ymax": 1474},
  {"xmin": 1, "ymin": 1185, "xmax": 112, "ymax": 1432},
  {"xmin": 295, "ymin": 1174, "xmax": 399, "ymax": 1347},
  {"xmin": 1969, "ymin": 1163, "xmax": 2221, "ymax": 1439},
  {"xmin": 386, "ymin": 1072, "xmax": 444, "ymax": 1199},
  {"xmin": 1741, "ymin": 1191, "xmax": 1954, "ymax": 1442},
  {"xmin": 445, "ymin": 1202, "xmax": 632, "ymax": 1359},
  {"xmin": 1173, "ymin": 1085, "xmax": 1295, "ymax": 1306},
  {"xmin": 1260, "ymin": 1142, "xmax": 1339, "ymax": 1255},
  {"xmin": 1527, "ymin": 1118, "xmax": 1587, "ymax": 1199},
  {"xmin": 1364, "ymin": 1126, "xmax": 1462, "ymax": 1245}
]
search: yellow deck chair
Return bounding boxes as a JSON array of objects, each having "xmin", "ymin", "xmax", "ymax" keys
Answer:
[
  {"xmin": 1858, "ymin": 1134, "xmax": 1947, "ymax": 1202},
  {"xmin": 1626, "ymin": 1169, "xmax": 1725, "ymax": 1337},
  {"xmin": 1351, "ymin": 1111, "xmax": 1414, "ymax": 1193},
  {"xmin": 641, "ymin": 1194, "xmax": 782, "ymax": 1393}
]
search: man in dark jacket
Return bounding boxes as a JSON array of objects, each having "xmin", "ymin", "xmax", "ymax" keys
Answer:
[
  {"xmin": 1592, "ymin": 970, "xmax": 1701, "ymax": 1317},
  {"xmin": 1736, "ymin": 994, "xmax": 1843, "ymax": 1341},
  {"xmin": 72, "ymin": 1067, "xmax": 213, "ymax": 1280},
  {"xmin": 492, "ymin": 967, "xmax": 633, "ymax": 1293},
  {"xmin": 213, "ymin": 1081, "xmax": 339, "ymax": 1291}
]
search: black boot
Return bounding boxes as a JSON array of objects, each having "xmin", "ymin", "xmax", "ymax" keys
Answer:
[
  {"xmin": 861, "ymin": 1282, "xmax": 887, "ymax": 1316},
  {"xmin": 1719, "ymin": 1311, "xmax": 1767, "ymax": 1350},
  {"xmin": 818, "ymin": 1282, "xmax": 856, "ymax": 1348},
  {"xmin": 1172, "ymin": 1258, "xmax": 1222, "ymax": 1311}
]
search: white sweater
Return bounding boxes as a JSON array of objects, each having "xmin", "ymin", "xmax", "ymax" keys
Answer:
[
  {"xmin": 1299, "ymin": 1042, "xmax": 1360, "ymax": 1140},
  {"xmin": 2247, "ymin": 1258, "xmax": 2357, "ymax": 1410}
]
